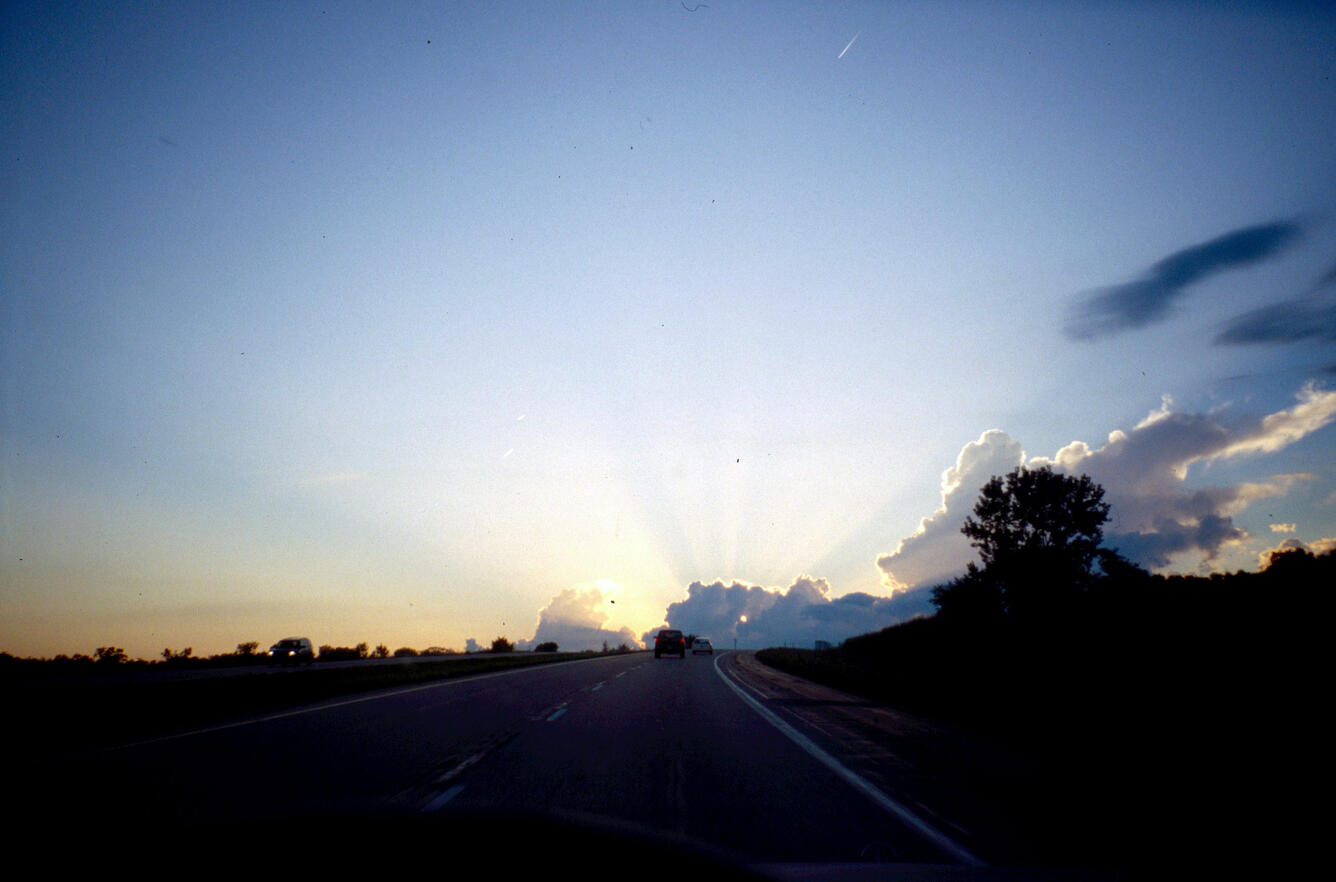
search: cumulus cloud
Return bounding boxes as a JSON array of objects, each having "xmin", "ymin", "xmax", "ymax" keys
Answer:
[
  {"xmin": 1258, "ymin": 536, "xmax": 1336, "ymax": 569},
  {"xmin": 876, "ymin": 384, "xmax": 1336, "ymax": 586},
  {"xmin": 649, "ymin": 575, "xmax": 933, "ymax": 650},
  {"xmin": 875, "ymin": 430, "xmax": 1024, "ymax": 591},
  {"xmin": 1270, "ymin": 523, "xmax": 1297, "ymax": 533},
  {"xmin": 1035, "ymin": 385, "xmax": 1336, "ymax": 567},
  {"xmin": 1066, "ymin": 220, "xmax": 1303, "ymax": 339},
  {"xmin": 517, "ymin": 582, "xmax": 642, "ymax": 652}
]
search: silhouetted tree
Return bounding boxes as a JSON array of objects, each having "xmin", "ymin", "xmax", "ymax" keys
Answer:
[
  {"xmin": 236, "ymin": 641, "xmax": 259, "ymax": 656},
  {"xmin": 943, "ymin": 465, "xmax": 1111, "ymax": 625},
  {"xmin": 534, "ymin": 641, "xmax": 558, "ymax": 652},
  {"xmin": 373, "ymin": 644, "xmax": 389, "ymax": 658},
  {"xmin": 930, "ymin": 563, "xmax": 1005, "ymax": 629},
  {"xmin": 491, "ymin": 637, "xmax": 514, "ymax": 653},
  {"xmin": 95, "ymin": 646, "xmax": 127, "ymax": 665}
]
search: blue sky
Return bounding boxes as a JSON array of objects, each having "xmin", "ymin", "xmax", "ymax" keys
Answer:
[{"xmin": 4, "ymin": 1, "xmax": 1335, "ymax": 656}]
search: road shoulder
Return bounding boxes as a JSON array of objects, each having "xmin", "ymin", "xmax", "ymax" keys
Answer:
[{"xmin": 722, "ymin": 651, "xmax": 1108, "ymax": 872}]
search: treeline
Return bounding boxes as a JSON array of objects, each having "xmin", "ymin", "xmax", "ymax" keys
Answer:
[
  {"xmin": 0, "ymin": 637, "xmax": 646, "ymax": 676},
  {"xmin": 757, "ymin": 465, "xmax": 1331, "ymax": 872}
]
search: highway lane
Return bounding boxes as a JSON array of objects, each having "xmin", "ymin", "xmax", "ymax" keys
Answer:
[{"xmin": 22, "ymin": 651, "xmax": 974, "ymax": 866}]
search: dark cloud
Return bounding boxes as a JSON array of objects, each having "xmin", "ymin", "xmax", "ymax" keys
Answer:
[
  {"xmin": 1215, "ymin": 262, "xmax": 1336, "ymax": 344},
  {"xmin": 649, "ymin": 576, "xmax": 933, "ymax": 649},
  {"xmin": 1067, "ymin": 220, "xmax": 1303, "ymax": 339},
  {"xmin": 1107, "ymin": 513, "xmax": 1246, "ymax": 570}
]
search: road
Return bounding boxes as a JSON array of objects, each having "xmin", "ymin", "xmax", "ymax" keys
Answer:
[{"xmin": 21, "ymin": 651, "xmax": 989, "ymax": 871}]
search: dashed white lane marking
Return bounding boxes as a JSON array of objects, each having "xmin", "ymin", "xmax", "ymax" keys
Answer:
[
  {"xmin": 421, "ymin": 785, "xmax": 465, "ymax": 812},
  {"xmin": 547, "ymin": 707, "xmax": 568, "ymax": 721},
  {"xmin": 102, "ymin": 658, "xmax": 621, "ymax": 752},
  {"xmin": 712, "ymin": 652, "xmax": 985, "ymax": 868},
  {"xmin": 591, "ymin": 682, "xmax": 605, "ymax": 691}
]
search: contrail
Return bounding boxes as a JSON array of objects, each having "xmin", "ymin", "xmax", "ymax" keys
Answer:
[{"xmin": 838, "ymin": 30, "xmax": 861, "ymax": 59}]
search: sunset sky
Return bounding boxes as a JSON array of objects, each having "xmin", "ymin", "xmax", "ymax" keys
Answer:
[{"xmin": 4, "ymin": 1, "xmax": 1335, "ymax": 658}]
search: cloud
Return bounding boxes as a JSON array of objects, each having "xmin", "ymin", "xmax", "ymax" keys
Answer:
[
  {"xmin": 1215, "ymin": 288, "xmax": 1336, "ymax": 346},
  {"xmin": 876, "ymin": 384, "xmax": 1336, "ymax": 586},
  {"xmin": 1066, "ymin": 220, "xmax": 1303, "ymax": 339},
  {"xmin": 875, "ymin": 430, "xmax": 1024, "ymax": 591},
  {"xmin": 650, "ymin": 575, "xmax": 934, "ymax": 650},
  {"xmin": 1035, "ymin": 385, "xmax": 1336, "ymax": 567},
  {"xmin": 1258, "ymin": 535, "xmax": 1336, "ymax": 569},
  {"xmin": 1269, "ymin": 523, "xmax": 1297, "ymax": 533},
  {"xmin": 517, "ymin": 582, "xmax": 642, "ymax": 652}
]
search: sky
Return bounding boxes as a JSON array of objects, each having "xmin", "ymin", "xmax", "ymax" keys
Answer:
[{"xmin": 4, "ymin": 1, "xmax": 1335, "ymax": 658}]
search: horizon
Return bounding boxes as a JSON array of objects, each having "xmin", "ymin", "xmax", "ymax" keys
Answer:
[{"xmin": 4, "ymin": 2, "xmax": 1335, "ymax": 660}]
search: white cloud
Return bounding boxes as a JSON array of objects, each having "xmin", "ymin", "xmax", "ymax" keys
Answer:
[
  {"xmin": 876, "ymin": 384, "xmax": 1335, "ymax": 586},
  {"xmin": 651, "ymin": 575, "xmax": 933, "ymax": 650},
  {"xmin": 875, "ymin": 430, "xmax": 1024, "ymax": 591},
  {"xmin": 1038, "ymin": 386, "xmax": 1333, "ymax": 567},
  {"xmin": 1269, "ymin": 523, "xmax": 1297, "ymax": 533},
  {"xmin": 517, "ymin": 582, "xmax": 642, "ymax": 652},
  {"xmin": 1214, "ymin": 383, "xmax": 1336, "ymax": 459},
  {"xmin": 1257, "ymin": 536, "xmax": 1336, "ymax": 569}
]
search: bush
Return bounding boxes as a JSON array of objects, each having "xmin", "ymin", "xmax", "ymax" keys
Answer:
[
  {"xmin": 393, "ymin": 647, "xmax": 418, "ymax": 657},
  {"xmin": 533, "ymin": 642, "xmax": 558, "ymax": 652},
  {"xmin": 317, "ymin": 645, "xmax": 364, "ymax": 662},
  {"xmin": 490, "ymin": 637, "xmax": 514, "ymax": 653}
]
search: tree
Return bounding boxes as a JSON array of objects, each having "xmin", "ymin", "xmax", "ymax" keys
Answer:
[
  {"xmin": 94, "ymin": 646, "xmax": 127, "ymax": 665},
  {"xmin": 947, "ymin": 464, "xmax": 1111, "ymax": 624},
  {"xmin": 931, "ymin": 563, "xmax": 1005, "ymax": 628},
  {"xmin": 491, "ymin": 636, "xmax": 514, "ymax": 653},
  {"xmin": 236, "ymin": 641, "xmax": 259, "ymax": 656}
]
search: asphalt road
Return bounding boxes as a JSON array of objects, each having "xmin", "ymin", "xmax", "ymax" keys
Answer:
[{"xmin": 22, "ymin": 651, "xmax": 986, "ymax": 870}]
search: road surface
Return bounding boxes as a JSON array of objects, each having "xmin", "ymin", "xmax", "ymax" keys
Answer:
[{"xmin": 19, "ymin": 651, "xmax": 999, "ymax": 871}]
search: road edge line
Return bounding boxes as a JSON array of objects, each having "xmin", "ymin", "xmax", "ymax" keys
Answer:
[{"xmin": 712, "ymin": 652, "xmax": 986, "ymax": 868}]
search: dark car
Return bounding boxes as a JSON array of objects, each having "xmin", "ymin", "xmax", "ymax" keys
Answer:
[
  {"xmin": 267, "ymin": 637, "xmax": 314, "ymax": 665},
  {"xmin": 653, "ymin": 629, "xmax": 686, "ymax": 659}
]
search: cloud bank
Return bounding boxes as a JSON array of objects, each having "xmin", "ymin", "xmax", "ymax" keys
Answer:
[
  {"xmin": 648, "ymin": 575, "xmax": 933, "ymax": 650},
  {"xmin": 878, "ymin": 384, "xmax": 1336, "ymax": 586},
  {"xmin": 518, "ymin": 583, "xmax": 642, "ymax": 651},
  {"xmin": 876, "ymin": 430, "xmax": 1024, "ymax": 592},
  {"xmin": 1258, "ymin": 536, "xmax": 1336, "ymax": 569},
  {"xmin": 1066, "ymin": 220, "xmax": 1303, "ymax": 339},
  {"xmin": 468, "ymin": 583, "xmax": 642, "ymax": 653}
]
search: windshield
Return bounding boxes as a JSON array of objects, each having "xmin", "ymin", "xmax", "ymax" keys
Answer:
[{"xmin": 3, "ymin": 1, "xmax": 1333, "ymax": 876}]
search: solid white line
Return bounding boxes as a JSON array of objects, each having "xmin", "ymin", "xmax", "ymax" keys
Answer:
[
  {"xmin": 712, "ymin": 653, "xmax": 985, "ymax": 867},
  {"xmin": 421, "ymin": 784, "xmax": 465, "ymax": 812}
]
